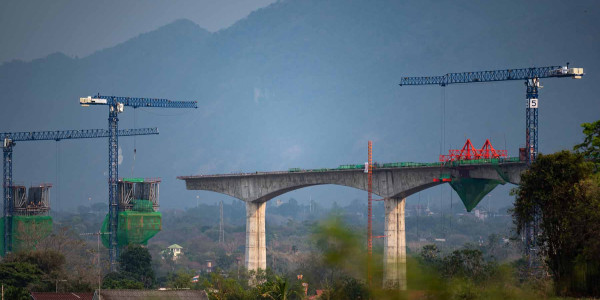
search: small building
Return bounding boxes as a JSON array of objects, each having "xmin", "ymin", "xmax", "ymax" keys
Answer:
[
  {"xmin": 93, "ymin": 289, "xmax": 208, "ymax": 300},
  {"xmin": 164, "ymin": 244, "xmax": 183, "ymax": 261},
  {"xmin": 205, "ymin": 259, "xmax": 213, "ymax": 273}
]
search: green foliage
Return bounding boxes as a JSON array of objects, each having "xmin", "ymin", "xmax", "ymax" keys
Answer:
[
  {"xmin": 0, "ymin": 261, "xmax": 42, "ymax": 287},
  {"xmin": 216, "ymin": 251, "xmax": 236, "ymax": 270},
  {"xmin": 412, "ymin": 245, "xmax": 548, "ymax": 299},
  {"xmin": 512, "ymin": 150, "xmax": 600, "ymax": 296},
  {"xmin": 574, "ymin": 119, "xmax": 600, "ymax": 160},
  {"xmin": 102, "ymin": 272, "xmax": 144, "ymax": 289},
  {"xmin": 203, "ymin": 271, "xmax": 253, "ymax": 300},
  {"xmin": 118, "ymin": 244, "xmax": 156, "ymax": 288},
  {"xmin": 312, "ymin": 216, "xmax": 365, "ymax": 279},
  {"xmin": 420, "ymin": 244, "xmax": 441, "ymax": 266},
  {"xmin": 8, "ymin": 250, "xmax": 65, "ymax": 275},
  {"xmin": 0, "ymin": 249, "xmax": 92, "ymax": 294},
  {"xmin": 4, "ymin": 285, "xmax": 32, "ymax": 300},
  {"xmin": 418, "ymin": 245, "xmax": 497, "ymax": 282},
  {"xmin": 319, "ymin": 276, "xmax": 369, "ymax": 300},
  {"xmin": 259, "ymin": 275, "xmax": 304, "ymax": 300},
  {"xmin": 167, "ymin": 271, "xmax": 193, "ymax": 289}
]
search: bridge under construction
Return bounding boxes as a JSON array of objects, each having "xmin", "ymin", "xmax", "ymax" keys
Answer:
[{"xmin": 179, "ymin": 157, "xmax": 526, "ymax": 288}]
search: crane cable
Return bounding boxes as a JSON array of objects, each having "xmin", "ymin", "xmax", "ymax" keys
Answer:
[
  {"xmin": 440, "ymin": 87, "xmax": 446, "ymax": 238},
  {"xmin": 55, "ymin": 142, "xmax": 60, "ymax": 212},
  {"xmin": 131, "ymin": 108, "xmax": 137, "ymax": 177}
]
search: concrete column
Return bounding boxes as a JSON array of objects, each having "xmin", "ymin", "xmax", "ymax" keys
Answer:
[
  {"xmin": 383, "ymin": 197, "xmax": 406, "ymax": 290},
  {"xmin": 245, "ymin": 201, "xmax": 266, "ymax": 272}
]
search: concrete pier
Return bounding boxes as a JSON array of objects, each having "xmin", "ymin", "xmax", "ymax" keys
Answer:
[
  {"xmin": 245, "ymin": 201, "xmax": 266, "ymax": 272},
  {"xmin": 384, "ymin": 197, "xmax": 406, "ymax": 290}
]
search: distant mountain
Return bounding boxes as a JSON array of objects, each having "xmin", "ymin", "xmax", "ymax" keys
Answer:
[{"xmin": 1, "ymin": 0, "xmax": 598, "ymax": 211}]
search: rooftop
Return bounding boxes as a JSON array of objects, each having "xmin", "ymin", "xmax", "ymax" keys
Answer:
[
  {"xmin": 31, "ymin": 292, "xmax": 93, "ymax": 300},
  {"xmin": 93, "ymin": 289, "xmax": 207, "ymax": 300}
]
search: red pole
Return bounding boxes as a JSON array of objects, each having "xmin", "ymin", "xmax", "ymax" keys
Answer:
[{"xmin": 367, "ymin": 141, "xmax": 373, "ymax": 286}]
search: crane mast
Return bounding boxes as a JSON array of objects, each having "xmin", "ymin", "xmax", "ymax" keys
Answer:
[
  {"xmin": 80, "ymin": 94, "xmax": 197, "ymax": 270},
  {"xmin": 1, "ymin": 128, "xmax": 158, "ymax": 255}
]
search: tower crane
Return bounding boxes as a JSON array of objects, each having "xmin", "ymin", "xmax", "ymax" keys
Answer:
[
  {"xmin": 1, "ymin": 127, "xmax": 158, "ymax": 254},
  {"xmin": 399, "ymin": 64, "xmax": 584, "ymax": 163},
  {"xmin": 399, "ymin": 64, "xmax": 584, "ymax": 267},
  {"xmin": 80, "ymin": 94, "xmax": 197, "ymax": 270}
]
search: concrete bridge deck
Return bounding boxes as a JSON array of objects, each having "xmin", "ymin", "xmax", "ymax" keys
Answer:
[
  {"xmin": 178, "ymin": 162, "xmax": 525, "ymax": 203},
  {"xmin": 177, "ymin": 161, "xmax": 527, "ymax": 289}
]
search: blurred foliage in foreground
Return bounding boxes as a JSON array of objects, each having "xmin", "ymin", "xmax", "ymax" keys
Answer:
[{"xmin": 191, "ymin": 216, "xmax": 556, "ymax": 299}]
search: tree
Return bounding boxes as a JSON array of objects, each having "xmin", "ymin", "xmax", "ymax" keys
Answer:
[
  {"xmin": 574, "ymin": 120, "xmax": 600, "ymax": 160},
  {"xmin": 260, "ymin": 275, "xmax": 303, "ymax": 300},
  {"xmin": 102, "ymin": 272, "xmax": 144, "ymax": 289},
  {"xmin": 36, "ymin": 226, "xmax": 97, "ymax": 286},
  {"xmin": 5, "ymin": 250, "xmax": 68, "ymax": 292},
  {"xmin": 440, "ymin": 248, "xmax": 493, "ymax": 281},
  {"xmin": 512, "ymin": 150, "xmax": 600, "ymax": 296},
  {"xmin": 8, "ymin": 250, "xmax": 65, "ymax": 275},
  {"xmin": 319, "ymin": 276, "xmax": 369, "ymax": 300},
  {"xmin": 419, "ymin": 245, "xmax": 495, "ymax": 282},
  {"xmin": 118, "ymin": 245, "xmax": 156, "ymax": 288},
  {"xmin": 419, "ymin": 244, "xmax": 441, "ymax": 267},
  {"xmin": 0, "ymin": 261, "xmax": 42, "ymax": 287},
  {"xmin": 167, "ymin": 271, "xmax": 193, "ymax": 289}
]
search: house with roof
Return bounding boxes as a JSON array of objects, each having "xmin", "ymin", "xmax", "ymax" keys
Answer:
[{"xmin": 162, "ymin": 243, "xmax": 184, "ymax": 261}]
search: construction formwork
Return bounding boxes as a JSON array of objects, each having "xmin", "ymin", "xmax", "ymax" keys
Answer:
[
  {"xmin": 1, "ymin": 184, "xmax": 53, "ymax": 255},
  {"xmin": 101, "ymin": 178, "xmax": 162, "ymax": 248}
]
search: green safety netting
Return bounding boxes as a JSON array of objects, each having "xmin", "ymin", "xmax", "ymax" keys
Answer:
[
  {"xmin": 101, "ymin": 211, "xmax": 162, "ymax": 248},
  {"xmin": 0, "ymin": 216, "xmax": 53, "ymax": 256},
  {"xmin": 449, "ymin": 178, "xmax": 504, "ymax": 212},
  {"xmin": 123, "ymin": 177, "xmax": 145, "ymax": 183},
  {"xmin": 132, "ymin": 199, "xmax": 154, "ymax": 212}
]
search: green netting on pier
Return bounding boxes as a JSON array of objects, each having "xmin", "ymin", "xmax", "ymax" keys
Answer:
[
  {"xmin": 101, "ymin": 211, "xmax": 162, "ymax": 248},
  {"xmin": 0, "ymin": 216, "xmax": 53, "ymax": 256},
  {"xmin": 449, "ymin": 178, "xmax": 504, "ymax": 212},
  {"xmin": 132, "ymin": 199, "xmax": 154, "ymax": 212}
]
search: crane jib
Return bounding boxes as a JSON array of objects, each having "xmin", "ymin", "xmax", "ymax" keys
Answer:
[
  {"xmin": 399, "ymin": 65, "xmax": 583, "ymax": 86},
  {"xmin": 96, "ymin": 95, "xmax": 198, "ymax": 109},
  {"xmin": 0, "ymin": 128, "xmax": 158, "ymax": 142}
]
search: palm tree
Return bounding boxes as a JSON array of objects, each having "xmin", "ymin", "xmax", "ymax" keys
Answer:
[{"xmin": 261, "ymin": 275, "xmax": 303, "ymax": 300}]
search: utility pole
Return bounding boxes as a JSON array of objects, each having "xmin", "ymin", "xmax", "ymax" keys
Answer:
[
  {"xmin": 80, "ymin": 231, "xmax": 109, "ymax": 296},
  {"xmin": 219, "ymin": 200, "xmax": 224, "ymax": 244}
]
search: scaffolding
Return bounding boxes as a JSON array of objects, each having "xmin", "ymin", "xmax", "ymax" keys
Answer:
[
  {"xmin": 1, "ymin": 184, "xmax": 53, "ymax": 255},
  {"xmin": 118, "ymin": 178, "xmax": 160, "ymax": 211},
  {"xmin": 101, "ymin": 178, "xmax": 162, "ymax": 248}
]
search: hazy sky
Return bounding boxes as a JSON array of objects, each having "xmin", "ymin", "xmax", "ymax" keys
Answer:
[
  {"xmin": 0, "ymin": 0, "xmax": 598, "ymax": 211},
  {"xmin": 0, "ymin": 0, "xmax": 277, "ymax": 63}
]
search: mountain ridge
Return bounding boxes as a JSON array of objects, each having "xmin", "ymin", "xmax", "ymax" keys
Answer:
[{"xmin": 0, "ymin": 0, "xmax": 598, "ymax": 210}]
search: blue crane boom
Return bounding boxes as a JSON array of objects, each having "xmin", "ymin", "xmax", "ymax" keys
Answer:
[
  {"xmin": 399, "ymin": 65, "xmax": 583, "ymax": 86},
  {"xmin": 80, "ymin": 94, "xmax": 197, "ymax": 109},
  {"xmin": 399, "ymin": 64, "xmax": 584, "ymax": 163},
  {"xmin": 1, "ymin": 127, "xmax": 158, "ymax": 255},
  {"xmin": 80, "ymin": 94, "xmax": 197, "ymax": 271},
  {"xmin": 1, "ymin": 127, "xmax": 158, "ymax": 142}
]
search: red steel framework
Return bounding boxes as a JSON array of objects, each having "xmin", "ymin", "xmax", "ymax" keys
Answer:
[{"xmin": 439, "ymin": 139, "xmax": 507, "ymax": 162}]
